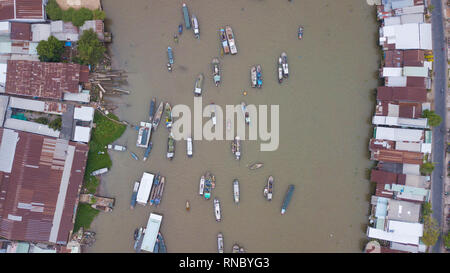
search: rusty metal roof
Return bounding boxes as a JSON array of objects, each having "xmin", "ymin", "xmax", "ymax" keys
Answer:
[
  {"xmin": 5, "ymin": 60, "xmax": 84, "ymax": 100},
  {"xmin": 0, "ymin": 0, "xmax": 14, "ymax": 21},
  {"xmin": 15, "ymin": 0, "xmax": 44, "ymax": 20},
  {"xmin": 403, "ymin": 50, "xmax": 425, "ymax": 67},
  {"xmin": 375, "ymin": 101, "xmax": 422, "ymax": 118},
  {"xmin": 0, "ymin": 128, "xmax": 88, "ymax": 245},
  {"xmin": 377, "ymin": 86, "xmax": 427, "ymax": 102},
  {"xmin": 10, "ymin": 22, "xmax": 31, "ymax": 41}
]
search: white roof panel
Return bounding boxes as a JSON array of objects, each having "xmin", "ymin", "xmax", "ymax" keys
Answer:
[
  {"xmin": 141, "ymin": 213, "xmax": 163, "ymax": 252},
  {"xmin": 383, "ymin": 67, "xmax": 403, "ymax": 77},
  {"xmin": 136, "ymin": 172, "xmax": 154, "ymax": 205},
  {"xmin": 419, "ymin": 23, "xmax": 432, "ymax": 50},
  {"xmin": 8, "ymin": 96, "xmax": 45, "ymax": 112},
  {"xmin": 386, "ymin": 76, "xmax": 407, "ymax": 87},
  {"xmin": 0, "ymin": 128, "xmax": 18, "ymax": 173},
  {"xmin": 72, "ymin": 126, "xmax": 91, "ymax": 143},
  {"xmin": 4, "ymin": 118, "xmax": 60, "ymax": 138},
  {"xmin": 74, "ymin": 106, "xmax": 94, "ymax": 122}
]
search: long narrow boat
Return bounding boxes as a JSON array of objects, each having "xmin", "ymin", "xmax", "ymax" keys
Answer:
[
  {"xmin": 153, "ymin": 102, "xmax": 164, "ymax": 129},
  {"xmin": 277, "ymin": 57, "xmax": 283, "ymax": 84},
  {"xmin": 136, "ymin": 122, "xmax": 152, "ymax": 148},
  {"xmin": 281, "ymin": 185, "xmax": 295, "ymax": 215},
  {"xmin": 241, "ymin": 102, "xmax": 250, "ymax": 125},
  {"xmin": 298, "ymin": 25, "xmax": 303, "ymax": 40},
  {"xmin": 204, "ymin": 172, "xmax": 212, "ymax": 200},
  {"xmin": 130, "ymin": 181, "xmax": 140, "ymax": 210},
  {"xmin": 149, "ymin": 174, "xmax": 160, "ymax": 206},
  {"xmin": 165, "ymin": 102, "xmax": 173, "ymax": 129},
  {"xmin": 107, "ymin": 144, "xmax": 126, "ymax": 151},
  {"xmin": 178, "ymin": 23, "xmax": 183, "ymax": 35},
  {"xmin": 187, "ymin": 137, "xmax": 193, "ymax": 157},
  {"xmin": 134, "ymin": 227, "xmax": 145, "ymax": 252},
  {"xmin": 154, "ymin": 176, "xmax": 165, "ymax": 206},
  {"xmin": 212, "ymin": 58, "xmax": 221, "ymax": 86},
  {"xmin": 256, "ymin": 65, "xmax": 263, "ymax": 88},
  {"xmin": 182, "ymin": 3, "xmax": 191, "ymax": 29},
  {"xmin": 143, "ymin": 142, "xmax": 153, "ymax": 161},
  {"xmin": 225, "ymin": 26, "xmax": 237, "ymax": 55},
  {"xmin": 167, "ymin": 133, "xmax": 175, "ymax": 160},
  {"xmin": 214, "ymin": 198, "xmax": 221, "ymax": 222},
  {"xmin": 194, "ymin": 73, "xmax": 204, "ymax": 96},
  {"xmin": 264, "ymin": 176, "xmax": 274, "ymax": 201},
  {"xmin": 219, "ymin": 28, "xmax": 230, "ymax": 54},
  {"xmin": 232, "ymin": 136, "xmax": 241, "ymax": 160},
  {"xmin": 158, "ymin": 232, "xmax": 167, "ymax": 253},
  {"xmin": 153, "ymin": 236, "xmax": 160, "ymax": 253},
  {"xmin": 130, "ymin": 151, "xmax": 139, "ymax": 161},
  {"xmin": 211, "ymin": 103, "xmax": 217, "ymax": 126},
  {"xmin": 167, "ymin": 47, "xmax": 174, "ymax": 65},
  {"xmin": 217, "ymin": 233, "xmax": 224, "ymax": 253},
  {"xmin": 233, "ymin": 179, "xmax": 240, "ymax": 204},
  {"xmin": 199, "ymin": 175, "xmax": 205, "ymax": 195},
  {"xmin": 191, "ymin": 15, "xmax": 199, "ymax": 39},
  {"xmin": 248, "ymin": 162, "xmax": 263, "ymax": 170},
  {"xmin": 250, "ymin": 66, "xmax": 257, "ymax": 88},
  {"xmin": 149, "ymin": 98, "xmax": 156, "ymax": 123},
  {"xmin": 281, "ymin": 52, "xmax": 289, "ymax": 78}
]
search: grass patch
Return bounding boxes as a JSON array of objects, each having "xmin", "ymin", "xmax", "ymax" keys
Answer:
[
  {"xmin": 84, "ymin": 176, "xmax": 100, "ymax": 195},
  {"xmin": 74, "ymin": 203, "xmax": 100, "ymax": 232}
]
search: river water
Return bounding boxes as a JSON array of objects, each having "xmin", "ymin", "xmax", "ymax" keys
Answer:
[{"xmin": 87, "ymin": 0, "xmax": 378, "ymax": 252}]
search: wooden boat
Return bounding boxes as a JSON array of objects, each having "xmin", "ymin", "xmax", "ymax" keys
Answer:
[
  {"xmin": 107, "ymin": 144, "xmax": 126, "ymax": 151},
  {"xmin": 256, "ymin": 65, "xmax": 263, "ymax": 88},
  {"xmin": 232, "ymin": 244, "xmax": 240, "ymax": 253},
  {"xmin": 194, "ymin": 73, "xmax": 204, "ymax": 96},
  {"xmin": 191, "ymin": 15, "xmax": 199, "ymax": 39},
  {"xmin": 225, "ymin": 26, "xmax": 237, "ymax": 55},
  {"xmin": 134, "ymin": 228, "xmax": 139, "ymax": 241},
  {"xmin": 167, "ymin": 133, "xmax": 175, "ymax": 160},
  {"xmin": 80, "ymin": 194, "xmax": 115, "ymax": 212},
  {"xmin": 167, "ymin": 46, "xmax": 174, "ymax": 71},
  {"xmin": 154, "ymin": 176, "xmax": 165, "ymax": 206},
  {"xmin": 186, "ymin": 200, "xmax": 190, "ymax": 211},
  {"xmin": 212, "ymin": 58, "xmax": 221, "ymax": 86},
  {"xmin": 211, "ymin": 103, "xmax": 217, "ymax": 126},
  {"xmin": 277, "ymin": 57, "xmax": 283, "ymax": 83},
  {"xmin": 158, "ymin": 232, "xmax": 167, "ymax": 253},
  {"xmin": 149, "ymin": 174, "xmax": 160, "ymax": 206},
  {"xmin": 211, "ymin": 174, "xmax": 216, "ymax": 189},
  {"xmin": 149, "ymin": 98, "xmax": 156, "ymax": 123},
  {"xmin": 153, "ymin": 236, "xmax": 160, "ymax": 253},
  {"xmin": 136, "ymin": 122, "xmax": 152, "ymax": 148},
  {"xmin": 153, "ymin": 102, "xmax": 164, "ymax": 129},
  {"xmin": 130, "ymin": 151, "xmax": 139, "ymax": 161},
  {"xmin": 248, "ymin": 162, "xmax": 263, "ymax": 170},
  {"xmin": 217, "ymin": 233, "xmax": 224, "ymax": 253},
  {"xmin": 130, "ymin": 181, "xmax": 140, "ymax": 209},
  {"xmin": 250, "ymin": 66, "xmax": 257, "ymax": 88},
  {"xmin": 178, "ymin": 23, "xmax": 183, "ymax": 34},
  {"xmin": 298, "ymin": 25, "xmax": 303, "ymax": 40},
  {"xmin": 264, "ymin": 176, "xmax": 274, "ymax": 201},
  {"xmin": 187, "ymin": 137, "xmax": 193, "ymax": 157},
  {"xmin": 182, "ymin": 3, "xmax": 191, "ymax": 29},
  {"xmin": 199, "ymin": 175, "xmax": 205, "ymax": 195},
  {"xmin": 241, "ymin": 101, "xmax": 250, "ymax": 125},
  {"xmin": 204, "ymin": 172, "xmax": 212, "ymax": 200},
  {"xmin": 281, "ymin": 185, "xmax": 295, "ymax": 215},
  {"xmin": 231, "ymin": 136, "xmax": 241, "ymax": 160},
  {"xmin": 214, "ymin": 198, "xmax": 221, "ymax": 222},
  {"xmin": 134, "ymin": 227, "xmax": 145, "ymax": 252},
  {"xmin": 165, "ymin": 102, "xmax": 173, "ymax": 129},
  {"xmin": 143, "ymin": 142, "xmax": 153, "ymax": 161},
  {"xmin": 219, "ymin": 28, "xmax": 230, "ymax": 54},
  {"xmin": 233, "ymin": 179, "xmax": 240, "ymax": 204},
  {"xmin": 281, "ymin": 52, "xmax": 289, "ymax": 78}
]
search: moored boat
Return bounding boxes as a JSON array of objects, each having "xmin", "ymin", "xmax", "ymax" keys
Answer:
[
  {"xmin": 298, "ymin": 25, "xmax": 303, "ymax": 40},
  {"xmin": 277, "ymin": 57, "xmax": 283, "ymax": 83},
  {"xmin": 239, "ymin": 247, "xmax": 245, "ymax": 253},
  {"xmin": 225, "ymin": 25, "xmax": 237, "ymax": 55},
  {"xmin": 264, "ymin": 176, "xmax": 274, "ymax": 201},
  {"xmin": 231, "ymin": 136, "xmax": 241, "ymax": 160},
  {"xmin": 158, "ymin": 232, "xmax": 167, "ymax": 253},
  {"xmin": 281, "ymin": 52, "xmax": 289, "ymax": 78},
  {"xmin": 143, "ymin": 142, "xmax": 153, "ymax": 161},
  {"xmin": 219, "ymin": 28, "xmax": 230, "ymax": 54},
  {"xmin": 281, "ymin": 184, "xmax": 295, "ymax": 215},
  {"xmin": 178, "ymin": 23, "xmax": 183, "ymax": 34},
  {"xmin": 187, "ymin": 137, "xmax": 193, "ymax": 157},
  {"xmin": 167, "ymin": 46, "xmax": 174, "ymax": 72},
  {"xmin": 165, "ymin": 102, "xmax": 173, "ymax": 129},
  {"xmin": 217, "ymin": 233, "xmax": 224, "ymax": 253},
  {"xmin": 211, "ymin": 103, "xmax": 217, "ymax": 126},
  {"xmin": 214, "ymin": 198, "xmax": 221, "ymax": 222},
  {"xmin": 149, "ymin": 98, "xmax": 156, "ymax": 123},
  {"xmin": 199, "ymin": 175, "xmax": 205, "ymax": 195},
  {"xmin": 194, "ymin": 73, "xmax": 204, "ymax": 96},
  {"xmin": 130, "ymin": 181, "xmax": 140, "ymax": 210},
  {"xmin": 107, "ymin": 144, "xmax": 126, "ymax": 151},
  {"xmin": 153, "ymin": 102, "xmax": 164, "ymax": 129},
  {"xmin": 154, "ymin": 176, "xmax": 165, "ymax": 206},
  {"xmin": 204, "ymin": 175, "xmax": 212, "ymax": 200},
  {"xmin": 248, "ymin": 162, "xmax": 263, "ymax": 170},
  {"xmin": 232, "ymin": 244, "xmax": 240, "ymax": 253},
  {"xmin": 256, "ymin": 65, "xmax": 262, "ymax": 88},
  {"xmin": 212, "ymin": 58, "xmax": 221, "ymax": 86},
  {"xmin": 182, "ymin": 3, "xmax": 191, "ymax": 29},
  {"xmin": 91, "ymin": 168, "xmax": 108, "ymax": 176},
  {"xmin": 250, "ymin": 66, "xmax": 257, "ymax": 88},
  {"xmin": 136, "ymin": 122, "xmax": 152, "ymax": 148},
  {"xmin": 233, "ymin": 179, "xmax": 240, "ymax": 204},
  {"xmin": 167, "ymin": 133, "xmax": 175, "ymax": 160},
  {"xmin": 134, "ymin": 227, "xmax": 145, "ymax": 252},
  {"xmin": 130, "ymin": 151, "xmax": 139, "ymax": 161},
  {"xmin": 191, "ymin": 15, "xmax": 199, "ymax": 39}
]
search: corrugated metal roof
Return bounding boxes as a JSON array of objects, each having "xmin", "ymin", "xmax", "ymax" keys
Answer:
[{"xmin": 10, "ymin": 22, "xmax": 31, "ymax": 41}]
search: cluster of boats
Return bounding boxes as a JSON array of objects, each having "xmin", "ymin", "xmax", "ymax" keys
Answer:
[
  {"xmin": 250, "ymin": 65, "xmax": 263, "ymax": 88},
  {"xmin": 134, "ymin": 228, "xmax": 167, "ymax": 253},
  {"xmin": 216, "ymin": 233, "xmax": 245, "ymax": 253},
  {"xmin": 219, "ymin": 26, "xmax": 238, "ymax": 55},
  {"xmin": 181, "ymin": 3, "xmax": 199, "ymax": 39},
  {"xmin": 199, "ymin": 171, "xmax": 216, "ymax": 200},
  {"xmin": 231, "ymin": 136, "xmax": 241, "ymax": 160},
  {"xmin": 277, "ymin": 52, "xmax": 289, "ymax": 84},
  {"xmin": 130, "ymin": 174, "xmax": 166, "ymax": 209}
]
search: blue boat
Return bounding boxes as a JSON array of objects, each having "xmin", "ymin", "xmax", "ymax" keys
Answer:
[
  {"xmin": 256, "ymin": 65, "xmax": 263, "ymax": 88},
  {"xmin": 153, "ymin": 237, "xmax": 160, "ymax": 253},
  {"xmin": 149, "ymin": 174, "xmax": 160, "ymax": 205},
  {"xmin": 143, "ymin": 142, "xmax": 153, "ymax": 161},
  {"xmin": 167, "ymin": 47, "xmax": 174, "ymax": 64},
  {"xmin": 182, "ymin": 3, "xmax": 191, "ymax": 29},
  {"xmin": 130, "ymin": 181, "xmax": 140, "ymax": 210},
  {"xmin": 281, "ymin": 185, "xmax": 295, "ymax": 215},
  {"xmin": 158, "ymin": 232, "xmax": 167, "ymax": 253},
  {"xmin": 178, "ymin": 23, "xmax": 183, "ymax": 34},
  {"xmin": 130, "ymin": 151, "xmax": 139, "ymax": 161},
  {"xmin": 149, "ymin": 98, "xmax": 156, "ymax": 123}
]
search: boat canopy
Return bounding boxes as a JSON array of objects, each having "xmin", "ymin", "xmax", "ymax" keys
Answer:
[
  {"xmin": 141, "ymin": 213, "xmax": 163, "ymax": 252},
  {"xmin": 136, "ymin": 172, "xmax": 155, "ymax": 205}
]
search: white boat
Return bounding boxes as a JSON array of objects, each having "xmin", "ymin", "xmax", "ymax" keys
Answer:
[
  {"xmin": 225, "ymin": 26, "xmax": 237, "ymax": 55},
  {"xmin": 231, "ymin": 136, "xmax": 241, "ymax": 160},
  {"xmin": 277, "ymin": 57, "xmax": 283, "ymax": 84},
  {"xmin": 212, "ymin": 58, "xmax": 221, "ymax": 87},
  {"xmin": 91, "ymin": 168, "xmax": 108, "ymax": 176},
  {"xmin": 164, "ymin": 102, "xmax": 173, "ymax": 129},
  {"xmin": 217, "ymin": 233, "xmax": 224, "ymax": 253},
  {"xmin": 194, "ymin": 73, "xmax": 204, "ymax": 96},
  {"xmin": 264, "ymin": 176, "xmax": 274, "ymax": 201},
  {"xmin": 233, "ymin": 179, "xmax": 240, "ymax": 204},
  {"xmin": 107, "ymin": 144, "xmax": 126, "ymax": 151},
  {"xmin": 191, "ymin": 15, "xmax": 199, "ymax": 39},
  {"xmin": 214, "ymin": 198, "xmax": 221, "ymax": 222},
  {"xmin": 153, "ymin": 102, "xmax": 164, "ymax": 129},
  {"xmin": 241, "ymin": 101, "xmax": 250, "ymax": 125},
  {"xmin": 211, "ymin": 104, "xmax": 217, "ymax": 126},
  {"xmin": 187, "ymin": 137, "xmax": 193, "ymax": 157},
  {"xmin": 136, "ymin": 122, "xmax": 152, "ymax": 148},
  {"xmin": 199, "ymin": 175, "xmax": 205, "ymax": 195},
  {"xmin": 250, "ymin": 66, "xmax": 257, "ymax": 88},
  {"xmin": 281, "ymin": 52, "xmax": 289, "ymax": 78}
]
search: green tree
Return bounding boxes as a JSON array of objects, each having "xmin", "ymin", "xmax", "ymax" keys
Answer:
[
  {"xmin": 36, "ymin": 36, "xmax": 65, "ymax": 62},
  {"xmin": 46, "ymin": 0, "xmax": 63, "ymax": 20},
  {"xmin": 421, "ymin": 215, "xmax": 440, "ymax": 248},
  {"xmin": 48, "ymin": 117, "xmax": 62, "ymax": 131},
  {"xmin": 34, "ymin": 117, "xmax": 49, "ymax": 125},
  {"xmin": 428, "ymin": 4, "xmax": 435, "ymax": 13},
  {"xmin": 422, "ymin": 202, "xmax": 433, "ymax": 218},
  {"xmin": 422, "ymin": 109, "xmax": 442, "ymax": 127},
  {"xmin": 444, "ymin": 232, "xmax": 450, "ymax": 249},
  {"xmin": 72, "ymin": 8, "xmax": 93, "ymax": 27},
  {"xmin": 62, "ymin": 7, "xmax": 75, "ymax": 22},
  {"xmin": 420, "ymin": 162, "xmax": 435, "ymax": 175},
  {"xmin": 93, "ymin": 9, "xmax": 106, "ymax": 20},
  {"xmin": 77, "ymin": 29, "xmax": 105, "ymax": 65}
]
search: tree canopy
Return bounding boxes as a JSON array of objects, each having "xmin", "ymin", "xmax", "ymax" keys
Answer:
[
  {"xmin": 76, "ymin": 29, "xmax": 106, "ymax": 65},
  {"xmin": 421, "ymin": 215, "xmax": 440, "ymax": 248},
  {"xmin": 422, "ymin": 109, "xmax": 442, "ymax": 127},
  {"xmin": 36, "ymin": 36, "xmax": 65, "ymax": 62},
  {"xmin": 420, "ymin": 162, "xmax": 435, "ymax": 175}
]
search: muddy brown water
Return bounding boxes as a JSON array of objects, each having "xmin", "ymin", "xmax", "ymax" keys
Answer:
[{"xmin": 87, "ymin": 0, "xmax": 378, "ymax": 252}]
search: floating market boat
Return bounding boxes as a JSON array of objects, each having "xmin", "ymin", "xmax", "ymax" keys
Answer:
[
  {"xmin": 178, "ymin": 23, "xmax": 183, "ymax": 34},
  {"xmin": 264, "ymin": 176, "xmax": 274, "ymax": 201},
  {"xmin": 219, "ymin": 28, "xmax": 230, "ymax": 54},
  {"xmin": 149, "ymin": 98, "xmax": 156, "ymax": 123},
  {"xmin": 182, "ymin": 3, "xmax": 191, "ymax": 29},
  {"xmin": 187, "ymin": 137, "xmax": 193, "ymax": 157},
  {"xmin": 233, "ymin": 179, "xmax": 240, "ymax": 204},
  {"xmin": 241, "ymin": 101, "xmax": 250, "ymax": 125},
  {"xmin": 225, "ymin": 25, "xmax": 237, "ymax": 55},
  {"xmin": 231, "ymin": 136, "xmax": 241, "ymax": 160},
  {"xmin": 143, "ymin": 142, "xmax": 153, "ymax": 161},
  {"xmin": 281, "ymin": 184, "xmax": 295, "ymax": 215},
  {"xmin": 256, "ymin": 65, "xmax": 262, "ymax": 88},
  {"xmin": 191, "ymin": 15, "xmax": 199, "ymax": 39},
  {"xmin": 167, "ymin": 133, "xmax": 175, "ymax": 160},
  {"xmin": 107, "ymin": 144, "xmax": 126, "ymax": 151},
  {"xmin": 154, "ymin": 176, "xmax": 165, "ymax": 206},
  {"xmin": 211, "ymin": 103, "xmax": 217, "ymax": 126},
  {"xmin": 277, "ymin": 57, "xmax": 283, "ymax": 83},
  {"xmin": 153, "ymin": 101, "xmax": 164, "ymax": 129},
  {"xmin": 250, "ymin": 66, "xmax": 257, "ymax": 88},
  {"xmin": 204, "ymin": 172, "xmax": 212, "ymax": 200},
  {"xmin": 130, "ymin": 151, "xmax": 139, "ymax": 161},
  {"xmin": 194, "ymin": 73, "xmax": 204, "ymax": 96},
  {"xmin": 298, "ymin": 25, "xmax": 303, "ymax": 40},
  {"xmin": 232, "ymin": 244, "xmax": 240, "ymax": 253},
  {"xmin": 165, "ymin": 102, "xmax": 173, "ymax": 129},
  {"xmin": 214, "ymin": 198, "xmax": 221, "ymax": 222},
  {"xmin": 212, "ymin": 58, "xmax": 221, "ymax": 86},
  {"xmin": 199, "ymin": 175, "xmax": 205, "ymax": 195},
  {"xmin": 167, "ymin": 46, "xmax": 174, "ymax": 71},
  {"xmin": 248, "ymin": 162, "xmax": 263, "ymax": 170},
  {"xmin": 149, "ymin": 174, "xmax": 160, "ymax": 206},
  {"xmin": 281, "ymin": 52, "xmax": 289, "ymax": 78},
  {"xmin": 136, "ymin": 122, "xmax": 152, "ymax": 148},
  {"xmin": 186, "ymin": 200, "xmax": 190, "ymax": 211},
  {"xmin": 217, "ymin": 233, "xmax": 224, "ymax": 253},
  {"xmin": 158, "ymin": 232, "xmax": 167, "ymax": 253},
  {"xmin": 130, "ymin": 181, "xmax": 140, "ymax": 209}
]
